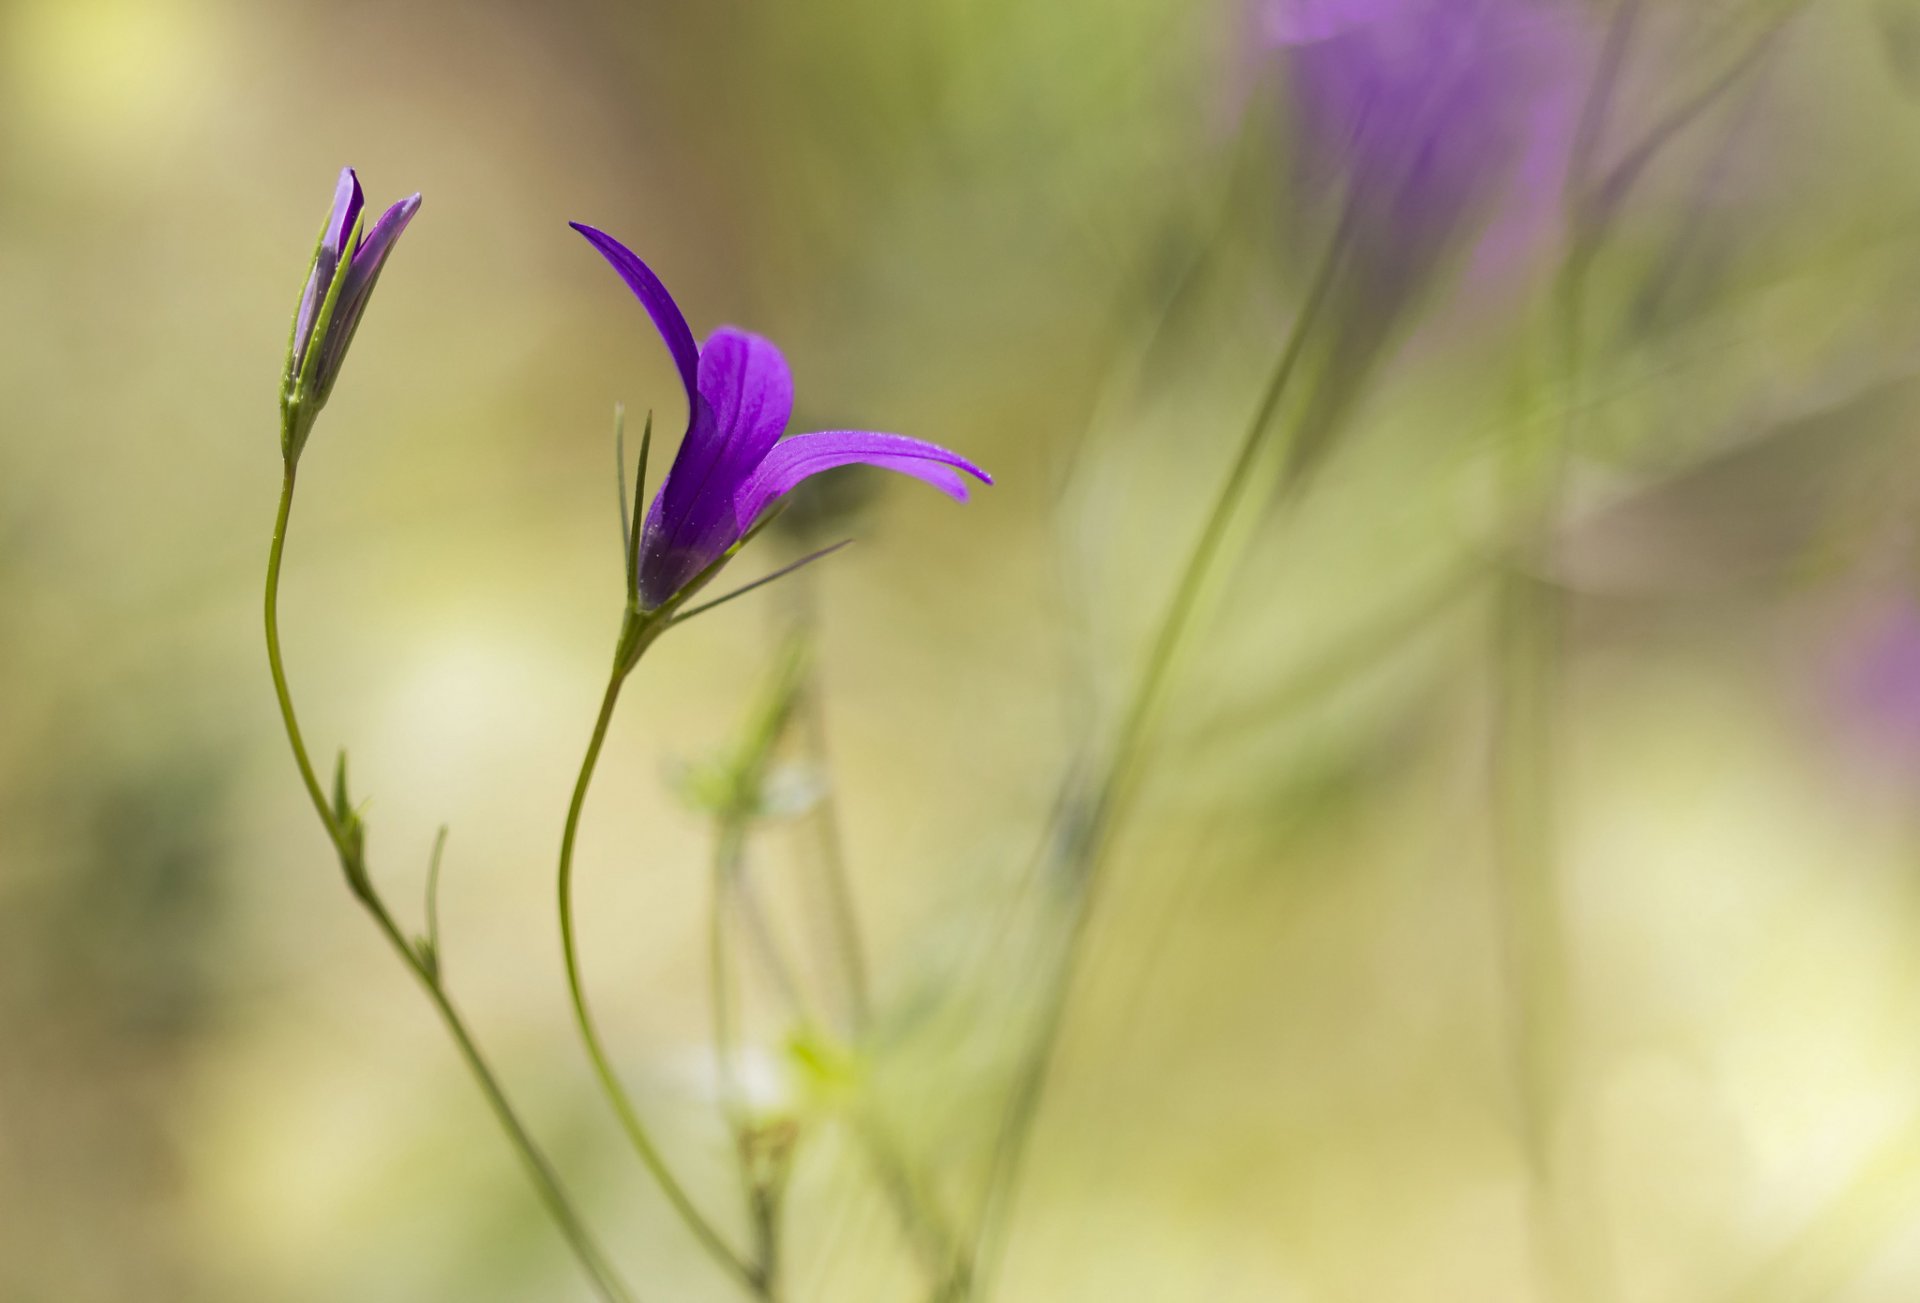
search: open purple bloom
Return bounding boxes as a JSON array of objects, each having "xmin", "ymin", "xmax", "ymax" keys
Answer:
[
  {"xmin": 572, "ymin": 223, "xmax": 991, "ymax": 609},
  {"xmin": 282, "ymin": 167, "xmax": 421, "ymax": 457}
]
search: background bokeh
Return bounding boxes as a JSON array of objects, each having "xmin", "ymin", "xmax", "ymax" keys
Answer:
[{"xmin": 9, "ymin": 0, "xmax": 1920, "ymax": 1299}]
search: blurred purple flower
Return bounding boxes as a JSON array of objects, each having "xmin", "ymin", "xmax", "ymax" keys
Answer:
[
  {"xmin": 282, "ymin": 168, "xmax": 420, "ymax": 457},
  {"xmin": 1257, "ymin": 0, "xmax": 1404, "ymax": 45},
  {"xmin": 1830, "ymin": 596, "xmax": 1920, "ymax": 767},
  {"xmin": 1247, "ymin": 0, "xmax": 1582, "ymax": 476},
  {"xmin": 572, "ymin": 223, "xmax": 991, "ymax": 608},
  {"xmin": 1259, "ymin": 0, "xmax": 1569, "ymax": 235}
]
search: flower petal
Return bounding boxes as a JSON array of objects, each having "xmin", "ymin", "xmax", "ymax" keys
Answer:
[
  {"xmin": 733, "ymin": 430, "xmax": 991, "ymax": 529},
  {"xmin": 351, "ymin": 194, "xmax": 420, "ymax": 275},
  {"xmin": 693, "ymin": 327, "xmax": 795, "ymax": 477},
  {"xmin": 856, "ymin": 455, "xmax": 972, "ymax": 498},
  {"xmin": 293, "ymin": 168, "xmax": 365, "ymax": 376},
  {"xmin": 637, "ymin": 328, "xmax": 795, "ymax": 606},
  {"xmin": 325, "ymin": 167, "xmax": 365, "ymax": 258},
  {"xmin": 569, "ymin": 222, "xmax": 701, "ymax": 410},
  {"xmin": 314, "ymin": 193, "xmax": 422, "ymax": 400}
]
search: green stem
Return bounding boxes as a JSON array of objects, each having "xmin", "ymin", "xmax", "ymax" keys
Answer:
[
  {"xmin": 710, "ymin": 663, "xmax": 963, "ymax": 1297},
  {"xmin": 729, "ymin": 855, "xmax": 810, "ymax": 1022},
  {"xmin": 265, "ymin": 467, "xmax": 636, "ymax": 1303},
  {"xmin": 708, "ymin": 824, "xmax": 767, "ymax": 1287},
  {"xmin": 265, "ymin": 469, "xmax": 339, "ymax": 842},
  {"xmin": 710, "ymin": 823, "xmax": 746, "ymax": 1126},
  {"xmin": 748, "ymin": 1166, "xmax": 790, "ymax": 1303},
  {"xmin": 795, "ymin": 666, "xmax": 872, "ymax": 1031},
  {"xmin": 711, "ymin": 809, "xmax": 794, "ymax": 1298},
  {"xmin": 557, "ymin": 656, "xmax": 765, "ymax": 1295},
  {"xmin": 957, "ymin": 215, "xmax": 1354, "ymax": 1302},
  {"xmin": 853, "ymin": 1115, "xmax": 968, "ymax": 1297}
]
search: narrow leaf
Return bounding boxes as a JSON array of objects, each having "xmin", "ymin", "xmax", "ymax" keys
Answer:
[{"xmin": 672, "ymin": 541, "xmax": 853, "ymax": 625}]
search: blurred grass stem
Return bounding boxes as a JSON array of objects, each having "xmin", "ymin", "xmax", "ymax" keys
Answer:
[
  {"xmin": 709, "ymin": 823, "xmax": 747, "ymax": 1126},
  {"xmin": 1484, "ymin": 5, "xmax": 1801, "ymax": 1296},
  {"xmin": 959, "ymin": 212, "xmax": 1356, "ymax": 1301},
  {"xmin": 708, "ymin": 822, "xmax": 789, "ymax": 1299},
  {"xmin": 1480, "ymin": 6, "xmax": 1637, "ymax": 1298},
  {"xmin": 769, "ymin": 571, "xmax": 877, "ymax": 1035}
]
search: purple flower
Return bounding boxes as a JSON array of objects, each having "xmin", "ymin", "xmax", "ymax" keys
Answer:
[
  {"xmin": 1242, "ymin": 0, "xmax": 1581, "ymax": 480},
  {"xmin": 572, "ymin": 223, "xmax": 991, "ymax": 609},
  {"xmin": 1255, "ymin": 0, "xmax": 1585, "ymax": 274},
  {"xmin": 1829, "ymin": 596, "xmax": 1920, "ymax": 770},
  {"xmin": 282, "ymin": 167, "xmax": 421, "ymax": 458},
  {"xmin": 1264, "ymin": 0, "xmax": 1547, "ymax": 199}
]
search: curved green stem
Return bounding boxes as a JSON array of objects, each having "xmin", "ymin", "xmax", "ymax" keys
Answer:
[
  {"xmin": 265, "ymin": 470, "xmax": 339, "ymax": 841},
  {"xmin": 265, "ymin": 467, "xmax": 636, "ymax": 1303},
  {"xmin": 557, "ymin": 656, "xmax": 764, "ymax": 1295}
]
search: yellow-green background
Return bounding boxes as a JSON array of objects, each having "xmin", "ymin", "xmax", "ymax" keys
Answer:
[{"xmin": 8, "ymin": 1, "xmax": 1920, "ymax": 1300}]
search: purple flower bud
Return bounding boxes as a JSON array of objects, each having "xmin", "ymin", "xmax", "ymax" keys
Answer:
[
  {"xmin": 282, "ymin": 167, "xmax": 421, "ymax": 459},
  {"xmin": 289, "ymin": 169, "xmax": 363, "ymax": 381}
]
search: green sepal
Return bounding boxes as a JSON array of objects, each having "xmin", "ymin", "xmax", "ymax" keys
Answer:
[
  {"xmin": 311, "ymin": 220, "xmax": 394, "ymax": 410},
  {"xmin": 280, "ymin": 223, "xmax": 325, "ymax": 406},
  {"xmin": 281, "ymin": 212, "xmax": 363, "ymax": 466},
  {"xmin": 614, "ymin": 405, "xmax": 632, "ymax": 596},
  {"xmin": 640, "ymin": 503, "xmax": 789, "ymax": 620},
  {"xmin": 628, "ymin": 410, "xmax": 653, "ymax": 601},
  {"xmin": 420, "ymin": 824, "xmax": 448, "ymax": 982},
  {"xmin": 331, "ymin": 749, "xmax": 353, "ymax": 825},
  {"xmin": 329, "ymin": 748, "xmax": 368, "ymax": 888}
]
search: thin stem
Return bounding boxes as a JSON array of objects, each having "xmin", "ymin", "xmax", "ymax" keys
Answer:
[
  {"xmin": 1484, "ymin": 1, "xmax": 1796, "ymax": 1293},
  {"xmin": 265, "ymin": 467, "xmax": 636, "ymax": 1303},
  {"xmin": 854, "ymin": 1116, "xmax": 969, "ymax": 1296},
  {"xmin": 718, "ymin": 638, "xmax": 966, "ymax": 1296},
  {"xmin": 615, "ymin": 406, "xmax": 636, "ymax": 598},
  {"xmin": 708, "ymin": 821, "xmax": 789, "ymax": 1300},
  {"xmin": 557, "ymin": 656, "xmax": 764, "ymax": 1295},
  {"xmin": 265, "ymin": 469, "xmax": 338, "ymax": 839},
  {"xmin": 710, "ymin": 823, "xmax": 747, "ymax": 1126},
  {"xmin": 631, "ymin": 412, "xmax": 653, "ymax": 597},
  {"xmin": 424, "ymin": 824, "xmax": 448, "ymax": 970},
  {"xmin": 958, "ymin": 214, "xmax": 1356, "ymax": 1301},
  {"xmin": 795, "ymin": 661, "xmax": 872, "ymax": 1031},
  {"xmin": 761, "ymin": 586, "xmax": 873, "ymax": 1034},
  {"xmin": 730, "ymin": 863, "xmax": 810, "ymax": 1020},
  {"xmin": 1580, "ymin": 0, "xmax": 1804, "ymax": 241},
  {"xmin": 704, "ymin": 658, "xmax": 814, "ymax": 1300},
  {"xmin": 1082, "ymin": 208, "xmax": 1357, "ymax": 870},
  {"xmin": 704, "ymin": 638, "xmax": 818, "ymax": 1029},
  {"xmin": 749, "ymin": 1156, "xmax": 793, "ymax": 1303},
  {"xmin": 1565, "ymin": 0, "xmax": 1640, "ymax": 225},
  {"xmin": 381, "ymin": 900, "xmax": 637, "ymax": 1303}
]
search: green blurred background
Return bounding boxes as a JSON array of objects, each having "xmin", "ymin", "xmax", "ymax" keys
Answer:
[{"xmin": 10, "ymin": 0, "xmax": 1920, "ymax": 1299}]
